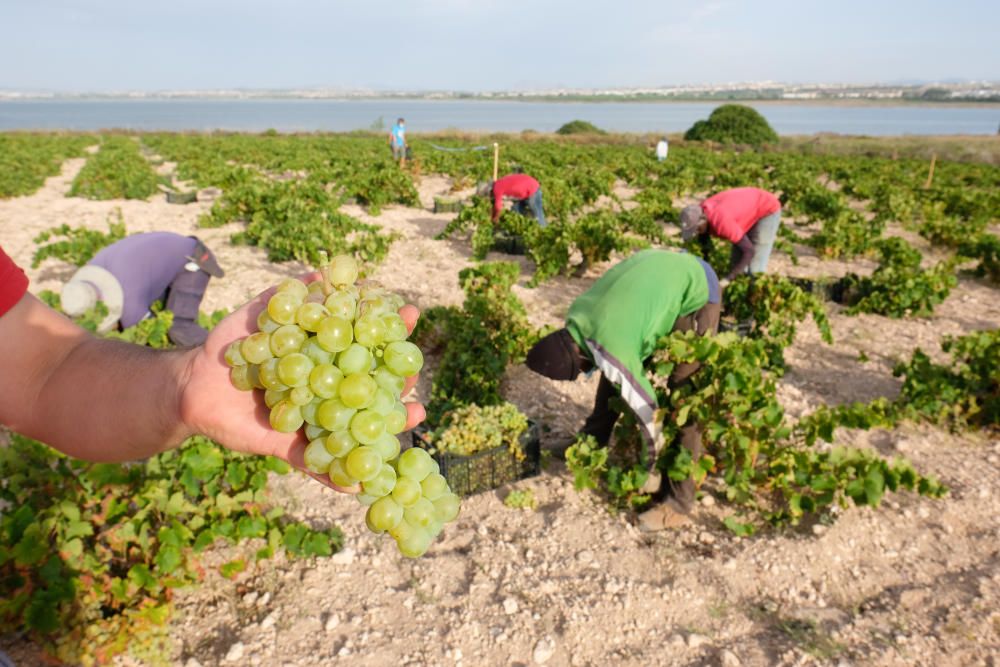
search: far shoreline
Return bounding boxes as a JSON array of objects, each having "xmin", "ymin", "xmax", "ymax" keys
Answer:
[{"xmin": 2, "ymin": 95, "xmax": 999, "ymax": 110}]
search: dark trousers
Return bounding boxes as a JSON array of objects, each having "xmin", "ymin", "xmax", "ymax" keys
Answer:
[{"xmin": 581, "ymin": 301, "xmax": 721, "ymax": 511}]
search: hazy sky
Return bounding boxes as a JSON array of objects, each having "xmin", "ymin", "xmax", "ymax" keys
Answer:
[{"xmin": 2, "ymin": 0, "xmax": 997, "ymax": 92}]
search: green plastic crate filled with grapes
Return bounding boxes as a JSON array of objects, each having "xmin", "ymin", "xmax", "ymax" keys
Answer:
[{"xmin": 224, "ymin": 254, "xmax": 460, "ymax": 558}]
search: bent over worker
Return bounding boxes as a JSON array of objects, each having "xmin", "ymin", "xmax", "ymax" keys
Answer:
[
  {"xmin": 60, "ymin": 232, "xmax": 224, "ymax": 346},
  {"xmin": 479, "ymin": 173, "xmax": 547, "ymax": 227},
  {"xmin": 525, "ymin": 249, "xmax": 720, "ymax": 530},
  {"xmin": 679, "ymin": 186, "xmax": 782, "ymax": 283}
]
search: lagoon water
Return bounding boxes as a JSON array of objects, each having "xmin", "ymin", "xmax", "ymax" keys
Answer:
[{"xmin": 1, "ymin": 98, "xmax": 997, "ymax": 136}]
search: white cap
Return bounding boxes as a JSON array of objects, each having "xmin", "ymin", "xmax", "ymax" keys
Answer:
[{"xmin": 62, "ymin": 265, "xmax": 124, "ymax": 333}]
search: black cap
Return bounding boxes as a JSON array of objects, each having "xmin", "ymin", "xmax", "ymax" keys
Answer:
[
  {"xmin": 188, "ymin": 238, "xmax": 225, "ymax": 278},
  {"xmin": 526, "ymin": 328, "xmax": 582, "ymax": 381}
]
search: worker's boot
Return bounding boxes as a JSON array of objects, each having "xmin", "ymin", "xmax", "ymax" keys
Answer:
[{"xmin": 637, "ymin": 498, "xmax": 692, "ymax": 532}]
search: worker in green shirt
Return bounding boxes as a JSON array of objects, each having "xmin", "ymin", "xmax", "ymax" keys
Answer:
[{"xmin": 525, "ymin": 249, "xmax": 721, "ymax": 530}]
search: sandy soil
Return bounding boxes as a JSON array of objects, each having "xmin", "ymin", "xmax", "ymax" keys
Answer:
[{"xmin": 1, "ymin": 155, "xmax": 998, "ymax": 667}]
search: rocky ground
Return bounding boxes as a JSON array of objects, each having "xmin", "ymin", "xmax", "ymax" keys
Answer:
[{"xmin": 0, "ymin": 153, "xmax": 998, "ymax": 667}]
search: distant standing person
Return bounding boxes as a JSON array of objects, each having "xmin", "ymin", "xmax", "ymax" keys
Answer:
[
  {"xmin": 655, "ymin": 137, "xmax": 669, "ymax": 161},
  {"xmin": 61, "ymin": 232, "xmax": 224, "ymax": 346},
  {"xmin": 679, "ymin": 187, "xmax": 782, "ymax": 283},
  {"xmin": 389, "ymin": 117, "xmax": 407, "ymax": 166},
  {"xmin": 478, "ymin": 173, "xmax": 548, "ymax": 227}
]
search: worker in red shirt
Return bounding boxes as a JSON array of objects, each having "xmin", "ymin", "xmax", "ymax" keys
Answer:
[
  {"xmin": 478, "ymin": 173, "xmax": 548, "ymax": 227},
  {"xmin": 679, "ymin": 187, "xmax": 782, "ymax": 284}
]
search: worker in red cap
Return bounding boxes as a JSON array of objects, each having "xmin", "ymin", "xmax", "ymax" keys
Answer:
[
  {"xmin": 525, "ymin": 249, "xmax": 721, "ymax": 531},
  {"xmin": 679, "ymin": 187, "xmax": 782, "ymax": 284},
  {"xmin": 61, "ymin": 232, "xmax": 224, "ymax": 346},
  {"xmin": 478, "ymin": 173, "xmax": 548, "ymax": 227}
]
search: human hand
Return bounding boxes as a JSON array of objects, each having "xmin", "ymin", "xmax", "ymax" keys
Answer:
[
  {"xmin": 177, "ymin": 274, "xmax": 425, "ymax": 492},
  {"xmin": 719, "ymin": 278, "xmax": 731, "ymax": 290}
]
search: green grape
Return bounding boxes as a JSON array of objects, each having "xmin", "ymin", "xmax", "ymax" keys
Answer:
[
  {"xmin": 269, "ymin": 400, "xmax": 304, "ymax": 433},
  {"xmin": 258, "ymin": 358, "xmax": 288, "ymax": 391},
  {"xmin": 225, "ymin": 340, "xmax": 246, "ymax": 366},
  {"xmin": 247, "ymin": 364, "xmax": 264, "ymax": 389},
  {"xmin": 316, "ymin": 316, "xmax": 354, "ymax": 353},
  {"xmin": 325, "ymin": 254, "xmax": 359, "ymax": 287},
  {"xmin": 229, "ymin": 365, "xmax": 253, "ymax": 391},
  {"xmin": 264, "ymin": 387, "xmax": 290, "ymax": 408},
  {"xmin": 369, "ymin": 387, "xmax": 395, "ymax": 416},
  {"xmin": 382, "ymin": 313, "xmax": 408, "ymax": 343},
  {"xmin": 391, "ymin": 476, "xmax": 422, "ymax": 508},
  {"xmin": 365, "ymin": 511, "xmax": 383, "ymax": 534},
  {"xmin": 276, "ymin": 277, "xmax": 309, "ymax": 301},
  {"xmin": 267, "ymin": 292, "xmax": 301, "ymax": 325},
  {"xmin": 324, "ymin": 291, "xmax": 357, "ymax": 320},
  {"xmin": 277, "ymin": 352, "xmax": 314, "ymax": 388},
  {"xmin": 367, "ymin": 497, "xmax": 404, "ymax": 532},
  {"xmin": 303, "ymin": 438, "xmax": 335, "ymax": 473},
  {"xmin": 404, "ymin": 497, "xmax": 437, "ymax": 529},
  {"xmin": 337, "ymin": 344, "xmax": 372, "ymax": 375},
  {"xmin": 361, "ymin": 464, "xmax": 397, "ymax": 498},
  {"xmin": 240, "ymin": 332, "xmax": 273, "ymax": 364},
  {"xmin": 354, "ymin": 314, "xmax": 386, "ymax": 347},
  {"xmin": 289, "ymin": 385, "xmax": 315, "ymax": 406},
  {"xmin": 371, "ymin": 432, "xmax": 401, "ymax": 462},
  {"xmin": 433, "ymin": 493, "xmax": 461, "ymax": 523},
  {"xmin": 355, "ymin": 493, "xmax": 378, "ymax": 506},
  {"xmin": 420, "ymin": 473, "xmax": 449, "ymax": 501},
  {"xmin": 373, "ymin": 365, "xmax": 405, "ymax": 397},
  {"xmin": 397, "ymin": 447, "xmax": 434, "ymax": 481},
  {"xmin": 256, "ymin": 310, "xmax": 280, "ymax": 334},
  {"xmin": 302, "ymin": 398, "xmax": 321, "ymax": 426},
  {"xmin": 308, "ymin": 363, "xmax": 343, "ymax": 399},
  {"xmin": 327, "ymin": 458, "xmax": 358, "ymax": 488},
  {"xmin": 296, "ymin": 302, "xmax": 329, "ymax": 332},
  {"xmin": 427, "ymin": 520, "xmax": 445, "ymax": 539},
  {"xmin": 304, "ymin": 424, "xmax": 329, "ymax": 442},
  {"xmin": 396, "ymin": 526, "xmax": 432, "ymax": 559},
  {"xmin": 270, "ymin": 324, "xmax": 307, "ymax": 357},
  {"xmin": 384, "ymin": 341, "xmax": 423, "ymax": 377},
  {"xmin": 429, "ymin": 458, "xmax": 440, "ymax": 476},
  {"xmin": 324, "ymin": 430, "xmax": 357, "ymax": 458},
  {"xmin": 339, "ymin": 372, "xmax": 377, "ymax": 409},
  {"xmin": 316, "ymin": 399, "xmax": 356, "ymax": 432},
  {"xmin": 350, "ymin": 409, "xmax": 386, "ymax": 445},
  {"xmin": 345, "ymin": 446, "xmax": 382, "ymax": 482},
  {"xmin": 384, "ymin": 402, "xmax": 408, "ymax": 435},
  {"xmin": 307, "ymin": 279, "xmax": 327, "ymax": 295},
  {"xmin": 300, "ymin": 338, "xmax": 334, "ymax": 366}
]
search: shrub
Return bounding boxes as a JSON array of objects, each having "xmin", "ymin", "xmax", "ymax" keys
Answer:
[
  {"xmin": 556, "ymin": 120, "xmax": 606, "ymax": 135},
  {"xmin": 684, "ymin": 104, "xmax": 779, "ymax": 146}
]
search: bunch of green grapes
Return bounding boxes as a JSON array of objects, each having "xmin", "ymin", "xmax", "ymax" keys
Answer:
[
  {"xmin": 225, "ymin": 255, "xmax": 460, "ymax": 558},
  {"xmin": 435, "ymin": 402, "xmax": 528, "ymax": 459}
]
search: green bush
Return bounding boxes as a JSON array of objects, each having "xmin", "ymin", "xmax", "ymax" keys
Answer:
[
  {"xmin": 684, "ymin": 104, "xmax": 779, "ymax": 146},
  {"xmin": 556, "ymin": 120, "xmax": 606, "ymax": 135},
  {"xmin": 69, "ymin": 136, "xmax": 161, "ymax": 200}
]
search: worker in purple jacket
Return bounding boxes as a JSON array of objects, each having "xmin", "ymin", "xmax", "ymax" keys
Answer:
[{"xmin": 60, "ymin": 232, "xmax": 224, "ymax": 346}]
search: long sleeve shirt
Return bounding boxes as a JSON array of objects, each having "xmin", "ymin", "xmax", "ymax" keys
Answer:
[
  {"xmin": 89, "ymin": 233, "xmax": 197, "ymax": 328},
  {"xmin": 566, "ymin": 250, "xmax": 716, "ymax": 459},
  {"xmin": 492, "ymin": 174, "xmax": 540, "ymax": 221}
]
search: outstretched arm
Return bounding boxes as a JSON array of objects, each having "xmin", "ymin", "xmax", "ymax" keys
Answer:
[
  {"xmin": 727, "ymin": 235, "xmax": 755, "ymax": 281},
  {"xmin": 0, "ymin": 284, "xmax": 425, "ymax": 489}
]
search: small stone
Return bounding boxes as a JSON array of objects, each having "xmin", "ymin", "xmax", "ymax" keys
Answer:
[
  {"xmin": 243, "ymin": 591, "xmax": 259, "ymax": 605},
  {"xmin": 687, "ymin": 633, "xmax": 709, "ymax": 648},
  {"xmin": 668, "ymin": 634, "xmax": 686, "ymax": 649},
  {"xmin": 577, "ymin": 549, "xmax": 594, "ymax": 564},
  {"xmin": 503, "ymin": 598, "xmax": 519, "ymax": 615},
  {"xmin": 224, "ymin": 642, "xmax": 245, "ymax": 663},
  {"xmin": 720, "ymin": 649, "xmax": 741, "ymax": 667},
  {"xmin": 331, "ymin": 548, "xmax": 356, "ymax": 565},
  {"xmin": 699, "ymin": 532, "xmax": 715, "ymax": 544},
  {"xmin": 325, "ymin": 613, "xmax": 341, "ymax": 632},
  {"xmin": 258, "ymin": 592, "xmax": 270, "ymax": 606},
  {"xmin": 812, "ymin": 524, "xmax": 827, "ymax": 536},
  {"xmin": 185, "ymin": 659, "xmax": 203, "ymax": 667},
  {"xmin": 532, "ymin": 636, "xmax": 556, "ymax": 664},
  {"xmin": 261, "ymin": 612, "xmax": 277, "ymax": 630},
  {"xmin": 453, "ymin": 648, "xmax": 463, "ymax": 660},
  {"xmin": 700, "ymin": 495, "xmax": 716, "ymax": 507}
]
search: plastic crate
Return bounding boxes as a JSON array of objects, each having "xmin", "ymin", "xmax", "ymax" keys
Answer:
[
  {"xmin": 411, "ymin": 421, "xmax": 541, "ymax": 497},
  {"xmin": 788, "ymin": 276, "xmax": 850, "ymax": 303},
  {"xmin": 166, "ymin": 190, "xmax": 197, "ymax": 205},
  {"xmin": 491, "ymin": 230, "xmax": 527, "ymax": 256},
  {"xmin": 433, "ymin": 196, "xmax": 464, "ymax": 214}
]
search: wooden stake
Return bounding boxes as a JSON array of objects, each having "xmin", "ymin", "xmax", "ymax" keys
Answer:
[
  {"xmin": 492, "ymin": 143, "xmax": 500, "ymax": 181},
  {"xmin": 923, "ymin": 153, "xmax": 937, "ymax": 189}
]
